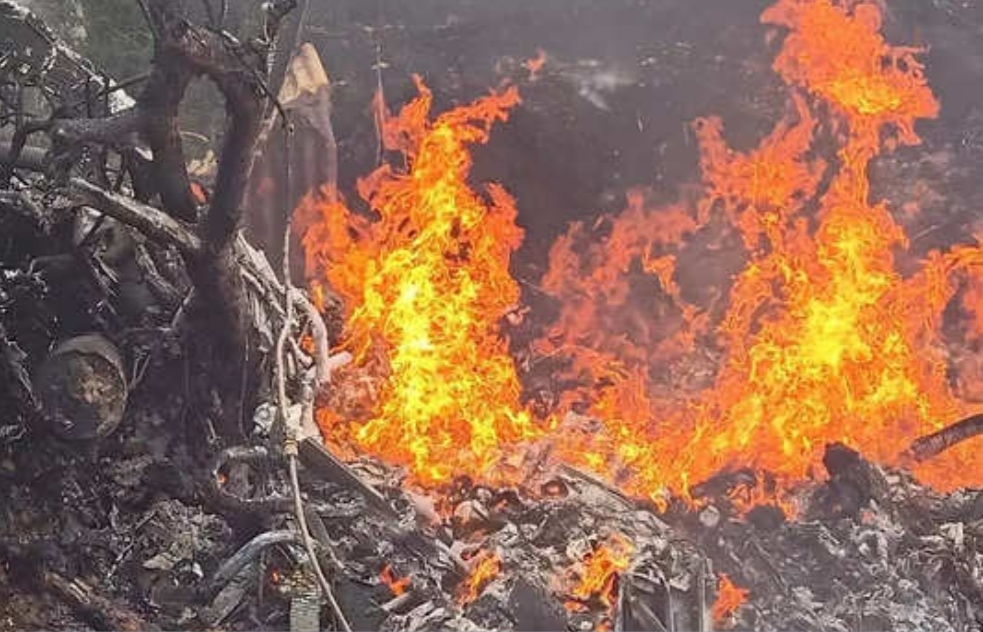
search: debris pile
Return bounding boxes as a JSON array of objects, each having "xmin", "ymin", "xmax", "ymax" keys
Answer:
[
  {"xmin": 1, "ymin": 0, "xmax": 981, "ymax": 630},
  {"xmin": 178, "ymin": 441, "xmax": 980, "ymax": 632},
  {"xmin": 3, "ymin": 411, "xmax": 982, "ymax": 631},
  {"xmin": 686, "ymin": 447, "xmax": 983, "ymax": 632}
]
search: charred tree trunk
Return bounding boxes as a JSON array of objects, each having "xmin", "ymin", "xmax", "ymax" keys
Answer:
[
  {"xmin": 7, "ymin": 0, "xmax": 301, "ymax": 439},
  {"xmin": 152, "ymin": 0, "xmax": 296, "ymax": 439}
]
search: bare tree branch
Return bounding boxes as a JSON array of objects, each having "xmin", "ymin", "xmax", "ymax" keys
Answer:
[
  {"xmin": 50, "ymin": 108, "xmax": 143, "ymax": 147},
  {"xmin": 138, "ymin": 31, "xmax": 198, "ymax": 221},
  {"xmin": 137, "ymin": 0, "xmax": 297, "ymax": 250},
  {"xmin": 70, "ymin": 178, "xmax": 202, "ymax": 255},
  {"xmin": 906, "ymin": 413, "xmax": 983, "ymax": 462}
]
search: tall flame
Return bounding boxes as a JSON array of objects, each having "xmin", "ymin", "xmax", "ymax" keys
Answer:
[
  {"xmin": 296, "ymin": 77, "xmax": 539, "ymax": 485},
  {"xmin": 536, "ymin": 0, "xmax": 982, "ymax": 502},
  {"xmin": 296, "ymin": 0, "xmax": 982, "ymax": 505}
]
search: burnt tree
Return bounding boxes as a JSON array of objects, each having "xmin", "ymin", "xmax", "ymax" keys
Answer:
[{"xmin": 3, "ymin": 0, "xmax": 302, "ymax": 439}]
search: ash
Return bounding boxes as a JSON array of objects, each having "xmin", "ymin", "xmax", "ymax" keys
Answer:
[
  {"xmin": 304, "ymin": 445, "xmax": 983, "ymax": 632},
  {"xmin": 1, "ymin": 0, "xmax": 981, "ymax": 629},
  {"xmin": 4, "ymin": 397, "xmax": 981, "ymax": 632}
]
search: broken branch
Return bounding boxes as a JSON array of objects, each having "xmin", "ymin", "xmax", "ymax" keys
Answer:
[
  {"xmin": 49, "ymin": 108, "xmax": 143, "ymax": 147},
  {"xmin": 69, "ymin": 178, "xmax": 202, "ymax": 255},
  {"xmin": 907, "ymin": 413, "xmax": 983, "ymax": 462},
  {"xmin": 42, "ymin": 571, "xmax": 159, "ymax": 632}
]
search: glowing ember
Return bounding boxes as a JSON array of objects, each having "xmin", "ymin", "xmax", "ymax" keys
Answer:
[
  {"xmin": 712, "ymin": 574, "xmax": 749, "ymax": 624},
  {"xmin": 380, "ymin": 564, "xmax": 411, "ymax": 596},
  {"xmin": 523, "ymin": 49, "xmax": 548, "ymax": 81},
  {"xmin": 457, "ymin": 550, "xmax": 502, "ymax": 605},
  {"xmin": 296, "ymin": 76, "xmax": 540, "ymax": 485},
  {"xmin": 542, "ymin": 479, "xmax": 569, "ymax": 497},
  {"xmin": 563, "ymin": 533, "xmax": 634, "ymax": 612}
]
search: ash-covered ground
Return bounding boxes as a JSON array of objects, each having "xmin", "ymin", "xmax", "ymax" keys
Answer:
[{"xmin": 2, "ymin": 0, "xmax": 982, "ymax": 630}]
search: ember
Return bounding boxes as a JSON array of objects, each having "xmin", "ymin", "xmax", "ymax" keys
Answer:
[
  {"xmin": 380, "ymin": 564, "xmax": 411, "ymax": 596},
  {"xmin": 712, "ymin": 573, "xmax": 749, "ymax": 624},
  {"xmin": 542, "ymin": 478, "xmax": 569, "ymax": 498},
  {"xmin": 457, "ymin": 550, "xmax": 502, "ymax": 605},
  {"xmin": 563, "ymin": 533, "xmax": 634, "ymax": 611},
  {"xmin": 523, "ymin": 49, "xmax": 548, "ymax": 81}
]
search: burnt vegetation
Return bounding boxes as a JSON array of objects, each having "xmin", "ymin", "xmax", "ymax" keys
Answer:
[
  {"xmin": 0, "ymin": 0, "xmax": 355, "ymax": 628},
  {"xmin": 0, "ymin": 0, "xmax": 982, "ymax": 631}
]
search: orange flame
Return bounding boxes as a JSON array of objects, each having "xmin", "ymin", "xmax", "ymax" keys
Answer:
[
  {"xmin": 296, "ymin": 0, "xmax": 982, "ymax": 508},
  {"xmin": 563, "ymin": 534, "xmax": 634, "ymax": 612},
  {"xmin": 534, "ymin": 0, "xmax": 982, "ymax": 505},
  {"xmin": 380, "ymin": 564, "xmax": 411, "ymax": 596},
  {"xmin": 296, "ymin": 76, "xmax": 540, "ymax": 485},
  {"xmin": 457, "ymin": 551, "xmax": 502, "ymax": 606},
  {"xmin": 523, "ymin": 49, "xmax": 548, "ymax": 81},
  {"xmin": 762, "ymin": 0, "xmax": 938, "ymax": 132},
  {"xmin": 712, "ymin": 574, "xmax": 749, "ymax": 624}
]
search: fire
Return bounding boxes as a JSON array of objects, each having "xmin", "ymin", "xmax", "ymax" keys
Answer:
[
  {"xmin": 534, "ymin": 0, "xmax": 983, "ymax": 505},
  {"xmin": 380, "ymin": 564, "xmax": 411, "ymax": 596},
  {"xmin": 762, "ymin": 0, "xmax": 938, "ymax": 131},
  {"xmin": 712, "ymin": 574, "xmax": 748, "ymax": 624},
  {"xmin": 457, "ymin": 550, "xmax": 502, "ymax": 606},
  {"xmin": 523, "ymin": 49, "xmax": 547, "ymax": 81},
  {"xmin": 296, "ymin": 0, "xmax": 981, "ymax": 509},
  {"xmin": 563, "ymin": 533, "xmax": 634, "ymax": 611},
  {"xmin": 296, "ymin": 76, "xmax": 540, "ymax": 485}
]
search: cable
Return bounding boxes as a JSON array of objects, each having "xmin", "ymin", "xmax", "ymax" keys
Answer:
[{"xmin": 290, "ymin": 454, "xmax": 352, "ymax": 632}]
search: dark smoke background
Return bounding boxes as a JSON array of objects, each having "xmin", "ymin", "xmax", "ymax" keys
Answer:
[
  {"xmin": 270, "ymin": 0, "xmax": 981, "ymax": 281},
  {"xmin": 26, "ymin": 0, "xmax": 983, "ymax": 277}
]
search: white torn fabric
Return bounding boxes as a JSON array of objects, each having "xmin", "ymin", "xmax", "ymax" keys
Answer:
[
  {"xmin": 278, "ymin": 43, "xmax": 329, "ymax": 104},
  {"xmin": 277, "ymin": 43, "xmax": 335, "ymax": 144}
]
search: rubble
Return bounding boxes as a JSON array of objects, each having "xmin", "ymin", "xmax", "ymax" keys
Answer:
[
  {"xmin": 188, "ymin": 442, "xmax": 974, "ymax": 632},
  {"xmin": 684, "ymin": 451, "xmax": 983, "ymax": 632},
  {"xmin": 185, "ymin": 444, "xmax": 973, "ymax": 632},
  {"xmin": 1, "ymin": 0, "xmax": 981, "ymax": 630}
]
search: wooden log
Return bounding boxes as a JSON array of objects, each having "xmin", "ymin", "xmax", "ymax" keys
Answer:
[
  {"xmin": 42, "ymin": 571, "xmax": 158, "ymax": 631},
  {"xmin": 907, "ymin": 413, "xmax": 983, "ymax": 462}
]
